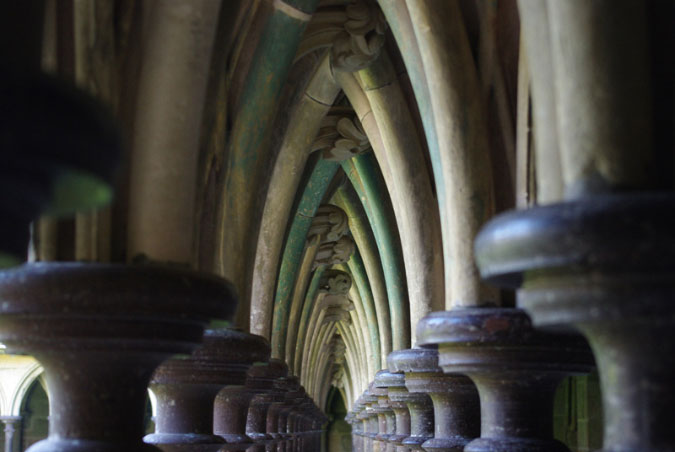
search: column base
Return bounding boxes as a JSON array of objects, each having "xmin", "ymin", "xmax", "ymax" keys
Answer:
[
  {"xmin": 0, "ymin": 263, "xmax": 235, "ymax": 452},
  {"xmin": 475, "ymin": 193, "xmax": 675, "ymax": 451},
  {"xmin": 464, "ymin": 437, "xmax": 568, "ymax": 452},
  {"xmin": 143, "ymin": 433, "xmax": 226, "ymax": 452},
  {"xmin": 27, "ymin": 438, "xmax": 162, "ymax": 452},
  {"xmin": 418, "ymin": 308, "xmax": 593, "ymax": 452}
]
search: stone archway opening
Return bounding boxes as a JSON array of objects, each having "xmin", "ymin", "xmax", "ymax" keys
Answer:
[{"xmin": 325, "ymin": 386, "xmax": 351, "ymax": 452}]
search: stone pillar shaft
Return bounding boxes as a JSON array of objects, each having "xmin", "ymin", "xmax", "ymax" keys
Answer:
[{"xmin": 1, "ymin": 417, "xmax": 21, "ymax": 452}]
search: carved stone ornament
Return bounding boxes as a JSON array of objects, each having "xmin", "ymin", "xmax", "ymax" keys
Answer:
[
  {"xmin": 321, "ymin": 294, "xmax": 355, "ymax": 311},
  {"xmin": 332, "ymin": 366, "xmax": 345, "ymax": 386},
  {"xmin": 331, "ymin": 0, "xmax": 388, "ymax": 72},
  {"xmin": 308, "ymin": 205, "xmax": 349, "ymax": 242},
  {"xmin": 318, "ymin": 269, "xmax": 353, "ymax": 295},
  {"xmin": 314, "ymin": 235, "xmax": 356, "ymax": 269},
  {"xmin": 313, "ymin": 112, "xmax": 370, "ymax": 162}
]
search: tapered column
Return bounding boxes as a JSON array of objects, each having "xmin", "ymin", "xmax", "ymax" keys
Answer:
[
  {"xmin": 145, "ymin": 330, "xmax": 269, "ymax": 451},
  {"xmin": 476, "ymin": 194, "xmax": 675, "ymax": 451},
  {"xmin": 418, "ymin": 308, "xmax": 594, "ymax": 452},
  {"xmin": 387, "ymin": 349, "xmax": 479, "ymax": 452},
  {"xmin": 0, "ymin": 263, "xmax": 234, "ymax": 452},
  {"xmin": 215, "ymin": 359, "xmax": 286, "ymax": 451}
]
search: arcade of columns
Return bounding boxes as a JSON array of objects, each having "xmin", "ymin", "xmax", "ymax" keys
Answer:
[{"xmin": 0, "ymin": 0, "xmax": 672, "ymax": 452}]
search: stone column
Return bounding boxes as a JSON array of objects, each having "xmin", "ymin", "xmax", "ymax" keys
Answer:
[
  {"xmin": 362, "ymin": 389, "xmax": 382, "ymax": 452},
  {"xmin": 1, "ymin": 416, "xmax": 21, "ymax": 452},
  {"xmin": 418, "ymin": 309, "xmax": 594, "ymax": 452},
  {"xmin": 265, "ymin": 377, "xmax": 297, "ymax": 452},
  {"xmin": 144, "ymin": 330, "xmax": 269, "ymax": 451},
  {"xmin": 292, "ymin": 401, "xmax": 315, "ymax": 452},
  {"xmin": 351, "ymin": 400, "xmax": 366, "ymax": 452},
  {"xmin": 0, "ymin": 263, "xmax": 235, "ymax": 452},
  {"xmin": 386, "ymin": 352, "xmax": 435, "ymax": 452},
  {"xmin": 371, "ymin": 372, "xmax": 399, "ymax": 452},
  {"xmin": 374, "ymin": 371, "xmax": 411, "ymax": 452},
  {"xmin": 245, "ymin": 361, "xmax": 289, "ymax": 452},
  {"xmin": 387, "ymin": 349, "xmax": 479, "ymax": 452},
  {"xmin": 215, "ymin": 359, "xmax": 287, "ymax": 450},
  {"xmin": 277, "ymin": 385, "xmax": 306, "ymax": 451},
  {"xmin": 476, "ymin": 193, "xmax": 675, "ymax": 452},
  {"xmin": 345, "ymin": 412, "xmax": 360, "ymax": 452}
]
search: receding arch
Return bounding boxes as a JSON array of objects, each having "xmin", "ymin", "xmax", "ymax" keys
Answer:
[{"xmin": 10, "ymin": 361, "xmax": 43, "ymax": 416}]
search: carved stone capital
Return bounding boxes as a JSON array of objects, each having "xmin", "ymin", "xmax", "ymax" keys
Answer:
[
  {"xmin": 322, "ymin": 306, "xmax": 352, "ymax": 324},
  {"xmin": 318, "ymin": 269, "xmax": 352, "ymax": 295},
  {"xmin": 332, "ymin": 366, "xmax": 345, "ymax": 385},
  {"xmin": 308, "ymin": 205, "xmax": 349, "ymax": 242},
  {"xmin": 321, "ymin": 294, "xmax": 355, "ymax": 311},
  {"xmin": 314, "ymin": 235, "xmax": 356, "ymax": 269},
  {"xmin": 313, "ymin": 110, "xmax": 370, "ymax": 162},
  {"xmin": 331, "ymin": 0, "xmax": 387, "ymax": 72}
]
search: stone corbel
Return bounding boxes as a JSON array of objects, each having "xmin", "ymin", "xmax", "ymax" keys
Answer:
[
  {"xmin": 296, "ymin": 0, "xmax": 387, "ymax": 72},
  {"xmin": 318, "ymin": 269, "xmax": 352, "ymax": 295},
  {"xmin": 312, "ymin": 107, "xmax": 371, "ymax": 161},
  {"xmin": 331, "ymin": 0, "xmax": 387, "ymax": 72},
  {"xmin": 314, "ymin": 235, "xmax": 356, "ymax": 269},
  {"xmin": 308, "ymin": 205, "xmax": 349, "ymax": 243}
]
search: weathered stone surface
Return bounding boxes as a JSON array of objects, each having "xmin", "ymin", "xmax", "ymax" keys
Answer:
[
  {"xmin": 145, "ymin": 330, "xmax": 269, "ymax": 451},
  {"xmin": 418, "ymin": 308, "xmax": 594, "ymax": 452},
  {"xmin": 214, "ymin": 359, "xmax": 286, "ymax": 451},
  {"xmin": 331, "ymin": 0, "xmax": 387, "ymax": 72},
  {"xmin": 0, "ymin": 262, "xmax": 235, "ymax": 452},
  {"xmin": 386, "ymin": 349, "xmax": 479, "ymax": 452},
  {"xmin": 373, "ymin": 370, "xmax": 411, "ymax": 452},
  {"xmin": 474, "ymin": 193, "xmax": 675, "ymax": 452}
]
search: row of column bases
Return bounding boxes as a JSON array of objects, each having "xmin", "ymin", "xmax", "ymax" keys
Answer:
[
  {"xmin": 0, "ymin": 196, "xmax": 672, "ymax": 452},
  {"xmin": 0, "ymin": 264, "xmax": 327, "ymax": 452},
  {"xmin": 346, "ymin": 193, "xmax": 675, "ymax": 452}
]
